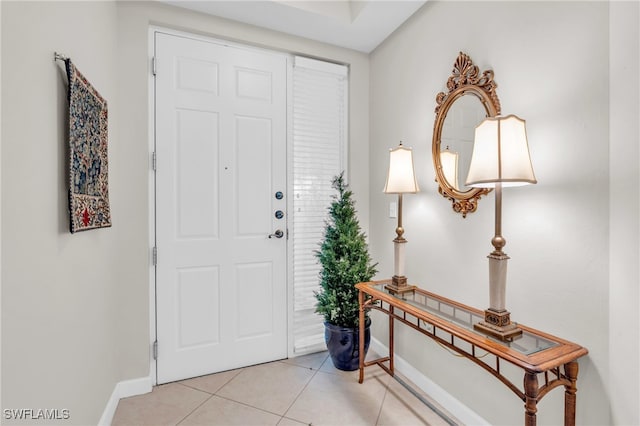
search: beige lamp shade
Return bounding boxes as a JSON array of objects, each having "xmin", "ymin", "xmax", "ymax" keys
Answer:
[
  {"xmin": 384, "ymin": 144, "xmax": 420, "ymax": 194},
  {"xmin": 465, "ymin": 115, "xmax": 537, "ymax": 188},
  {"xmin": 440, "ymin": 147, "xmax": 459, "ymax": 191}
]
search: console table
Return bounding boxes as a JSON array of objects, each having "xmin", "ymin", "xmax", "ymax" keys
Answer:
[{"xmin": 357, "ymin": 279, "xmax": 588, "ymax": 426}]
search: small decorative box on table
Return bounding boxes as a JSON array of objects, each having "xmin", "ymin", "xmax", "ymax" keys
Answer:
[{"xmin": 356, "ymin": 279, "xmax": 588, "ymax": 426}]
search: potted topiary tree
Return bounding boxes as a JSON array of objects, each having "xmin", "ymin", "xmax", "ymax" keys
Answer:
[{"xmin": 315, "ymin": 172, "xmax": 378, "ymax": 371}]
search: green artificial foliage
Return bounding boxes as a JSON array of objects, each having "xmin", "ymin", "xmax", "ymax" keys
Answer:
[{"xmin": 315, "ymin": 172, "xmax": 378, "ymax": 328}]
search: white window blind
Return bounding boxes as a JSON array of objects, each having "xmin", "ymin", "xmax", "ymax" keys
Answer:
[{"xmin": 292, "ymin": 56, "xmax": 348, "ymax": 355}]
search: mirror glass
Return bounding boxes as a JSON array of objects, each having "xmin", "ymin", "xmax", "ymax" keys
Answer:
[
  {"xmin": 432, "ymin": 52, "xmax": 501, "ymax": 217},
  {"xmin": 440, "ymin": 95, "xmax": 487, "ymax": 192}
]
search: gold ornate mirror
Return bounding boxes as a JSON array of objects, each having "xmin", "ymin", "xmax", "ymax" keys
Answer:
[{"xmin": 432, "ymin": 52, "xmax": 501, "ymax": 217}]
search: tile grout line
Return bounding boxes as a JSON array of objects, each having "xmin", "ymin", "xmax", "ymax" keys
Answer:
[
  {"xmin": 277, "ymin": 356, "xmax": 329, "ymax": 425},
  {"xmin": 144, "ymin": 356, "xmax": 330, "ymax": 426},
  {"xmin": 173, "ymin": 369, "xmax": 245, "ymax": 425},
  {"xmin": 178, "ymin": 367, "xmax": 244, "ymax": 394},
  {"xmin": 213, "ymin": 393, "xmax": 288, "ymax": 419},
  {"xmin": 180, "ymin": 360, "xmax": 327, "ymax": 423},
  {"xmin": 176, "ymin": 374, "xmax": 291, "ymax": 424},
  {"xmin": 374, "ymin": 380, "xmax": 391, "ymax": 426},
  {"xmin": 392, "ymin": 374, "xmax": 459, "ymax": 426},
  {"xmin": 174, "ymin": 383, "xmax": 216, "ymax": 426}
]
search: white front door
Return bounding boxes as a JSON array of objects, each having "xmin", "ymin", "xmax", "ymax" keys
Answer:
[{"xmin": 154, "ymin": 32, "xmax": 288, "ymax": 384}]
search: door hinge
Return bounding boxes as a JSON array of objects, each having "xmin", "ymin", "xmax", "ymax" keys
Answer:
[
  {"xmin": 286, "ymin": 228, "xmax": 290, "ymax": 240},
  {"xmin": 152, "ymin": 56, "xmax": 157, "ymax": 76},
  {"xmin": 153, "ymin": 340, "xmax": 158, "ymax": 360},
  {"xmin": 152, "ymin": 246, "xmax": 157, "ymax": 266},
  {"xmin": 152, "ymin": 152, "xmax": 157, "ymax": 171}
]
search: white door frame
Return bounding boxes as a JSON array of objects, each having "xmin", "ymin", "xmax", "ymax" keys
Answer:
[{"xmin": 147, "ymin": 27, "xmax": 295, "ymax": 384}]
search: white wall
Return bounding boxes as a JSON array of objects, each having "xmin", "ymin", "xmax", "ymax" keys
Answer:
[
  {"xmin": 369, "ymin": 1, "xmax": 637, "ymax": 424},
  {"xmin": 0, "ymin": 0, "xmax": 3, "ymax": 413},
  {"xmin": 609, "ymin": 1, "xmax": 640, "ymax": 424},
  {"xmin": 1, "ymin": 2, "xmax": 121, "ymax": 424}
]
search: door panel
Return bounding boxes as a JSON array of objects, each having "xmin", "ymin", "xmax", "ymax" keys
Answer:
[
  {"xmin": 236, "ymin": 115, "xmax": 272, "ymax": 235},
  {"xmin": 236, "ymin": 262, "xmax": 273, "ymax": 339},
  {"xmin": 155, "ymin": 32, "xmax": 288, "ymax": 384},
  {"xmin": 175, "ymin": 109, "xmax": 219, "ymax": 239},
  {"xmin": 176, "ymin": 267, "xmax": 220, "ymax": 348}
]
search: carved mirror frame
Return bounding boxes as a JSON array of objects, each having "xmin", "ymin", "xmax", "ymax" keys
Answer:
[{"xmin": 432, "ymin": 52, "xmax": 501, "ymax": 217}]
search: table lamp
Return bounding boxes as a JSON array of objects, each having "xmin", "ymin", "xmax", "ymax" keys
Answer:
[
  {"xmin": 383, "ymin": 142, "xmax": 420, "ymax": 295},
  {"xmin": 465, "ymin": 115, "xmax": 537, "ymax": 341}
]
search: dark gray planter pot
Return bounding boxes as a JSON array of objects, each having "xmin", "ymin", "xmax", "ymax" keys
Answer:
[{"xmin": 324, "ymin": 319, "xmax": 371, "ymax": 371}]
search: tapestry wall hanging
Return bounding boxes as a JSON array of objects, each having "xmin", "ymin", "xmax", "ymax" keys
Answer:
[{"xmin": 64, "ymin": 58, "xmax": 112, "ymax": 233}]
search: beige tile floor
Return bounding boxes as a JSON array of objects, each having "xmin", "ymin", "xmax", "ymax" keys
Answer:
[{"xmin": 112, "ymin": 351, "xmax": 459, "ymax": 426}]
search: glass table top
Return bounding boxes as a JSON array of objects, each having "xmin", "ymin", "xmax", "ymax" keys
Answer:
[{"xmin": 370, "ymin": 283, "xmax": 558, "ymax": 356}]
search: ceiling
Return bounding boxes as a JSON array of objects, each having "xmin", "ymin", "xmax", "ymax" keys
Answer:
[{"xmin": 159, "ymin": 1, "xmax": 427, "ymax": 53}]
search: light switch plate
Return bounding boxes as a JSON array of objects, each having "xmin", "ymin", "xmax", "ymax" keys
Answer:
[{"xmin": 389, "ymin": 202, "xmax": 397, "ymax": 218}]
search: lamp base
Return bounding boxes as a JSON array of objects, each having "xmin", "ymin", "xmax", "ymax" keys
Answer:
[
  {"xmin": 385, "ymin": 275, "xmax": 416, "ymax": 296},
  {"xmin": 473, "ymin": 308, "xmax": 522, "ymax": 342}
]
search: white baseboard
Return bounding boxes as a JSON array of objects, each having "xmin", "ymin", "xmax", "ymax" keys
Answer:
[
  {"xmin": 98, "ymin": 376, "xmax": 152, "ymax": 425},
  {"xmin": 370, "ymin": 337, "xmax": 489, "ymax": 425}
]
